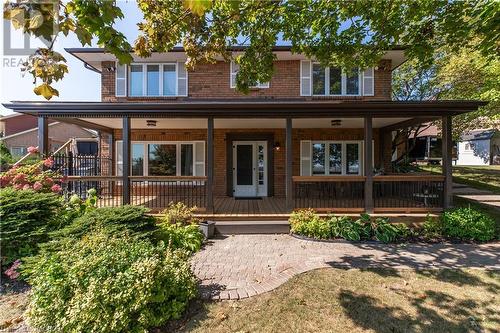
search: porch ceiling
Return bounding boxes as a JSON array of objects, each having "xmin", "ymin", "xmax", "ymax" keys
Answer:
[{"xmin": 77, "ymin": 117, "xmax": 412, "ymax": 129}]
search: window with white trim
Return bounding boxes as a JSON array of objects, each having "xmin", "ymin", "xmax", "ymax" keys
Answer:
[
  {"xmin": 115, "ymin": 141, "xmax": 205, "ymax": 177},
  {"xmin": 301, "ymin": 60, "xmax": 374, "ymax": 97},
  {"xmin": 302, "ymin": 141, "xmax": 363, "ymax": 176},
  {"xmin": 230, "ymin": 61, "xmax": 269, "ymax": 89},
  {"xmin": 122, "ymin": 62, "xmax": 188, "ymax": 97}
]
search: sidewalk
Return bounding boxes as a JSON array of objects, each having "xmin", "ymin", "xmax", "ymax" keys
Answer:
[{"xmin": 453, "ymin": 183, "xmax": 500, "ymax": 211}]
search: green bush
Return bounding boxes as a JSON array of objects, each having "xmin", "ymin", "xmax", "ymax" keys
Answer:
[
  {"xmin": 0, "ymin": 188, "xmax": 63, "ymax": 265},
  {"xmin": 290, "ymin": 209, "xmax": 332, "ymax": 239},
  {"xmin": 162, "ymin": 202, "xmax": 198, "ymax": 225},
  {"xmin": 51, "ymin": 205, "xmax": 157, "ymax": 241},
  {"xmin": 330, "ymin": 215, "xmax": 364, "ymax": 241},
  {"xmin": 25, "ymin": 231, "xmax": 197, "ymax": 333},
  {"xmin": 421, "ymin": 214, "xmax": 443, "ymax": 239},
  {"xmin": 156, "ymin": 222, "xmax": 204, "ymax": 253},
  {"xmin": 442, "ymin": 207, "xmax": 496, "ymax": 242}
]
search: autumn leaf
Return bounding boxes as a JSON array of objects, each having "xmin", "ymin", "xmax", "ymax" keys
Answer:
[
  {"xmin": 34, "ymin": 83, "xmax": 59, "ymax": 100},
  {"xmin": 29, "ymin": 12, "xmax": 44, "ymax": 29}
]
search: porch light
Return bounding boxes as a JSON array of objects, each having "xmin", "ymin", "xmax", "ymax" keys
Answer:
[
  {"xmin": 331, "ymin": 119, "xmax": 342, "ymax": 127},
  {"xmin": 274, "ymin": 142, "xmax": 281, "ymax": 151},
  {"xmin": 105, "ymin": 65, "xmax": 116, "ymax": 72},
  {"xmin": 146, "ymin": 120, "xmax": 157, "ymax": 127}
]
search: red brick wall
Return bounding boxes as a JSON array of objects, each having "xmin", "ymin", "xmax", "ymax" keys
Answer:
[
  {"xmin": 0, "ymin": 114, "xmax": 48, "ymax": 136},
  {"xmin": 102, "ymin": 60, "xmax": 392, "ymax": 102},
  {"xmin": 113, "ymin": 128, "xmax": 381, "ymax": 197}
]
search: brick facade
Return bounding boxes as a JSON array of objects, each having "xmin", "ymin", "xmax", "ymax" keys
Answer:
[
  {"xmin": 101, "ymin": 59, "xmax": 392, "ymax": 102},
  {"xmin": 113, "ymin": 128, "xmax": 382, "ymax": 197}
]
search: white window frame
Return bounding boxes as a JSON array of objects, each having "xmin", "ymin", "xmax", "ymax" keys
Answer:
[
  {"xmin": 230, "ymin": 61, "xmax": 270, "ymax": 89},
  {"xmin": 115, "ymin": 62, "xmax": 127, "ymax": 97},
  {"xmin": 310, "ymin": 62, "xmax": 362, "ymax": 96},
  {"xmin": 115, "ymin": 140, "xmax": 204, "ymax": 177},
  {"xmin": 306, "ymin": 140, "xmax": 364, "ymax": 176},
  {"xmin": 128, "ymin": 63, "xmax": 179, "ymax": 97}
]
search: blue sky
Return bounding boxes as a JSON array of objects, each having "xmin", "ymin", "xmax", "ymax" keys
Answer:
[{"xmin": 0, "ymin": 1, "xmax": 143, "ymax": 116}]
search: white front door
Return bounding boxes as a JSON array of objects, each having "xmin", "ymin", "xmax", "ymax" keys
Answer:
[{"xmin": 233, "ymin": 141, "xmax": 267, "ymax": 197}]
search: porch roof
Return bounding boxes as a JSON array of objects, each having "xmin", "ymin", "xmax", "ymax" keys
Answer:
[{"xmin": 3, "ymin": 99, "xmax": 486, "ymax": 119}]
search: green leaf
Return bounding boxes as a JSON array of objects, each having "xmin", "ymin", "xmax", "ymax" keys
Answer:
[
  {"xmin": 34, "ymin": 83, "xmax": 59, "ymax": 100},
  {"xmin": 183, "ymin": 0, "xmax": 212, "ymax": 16}
]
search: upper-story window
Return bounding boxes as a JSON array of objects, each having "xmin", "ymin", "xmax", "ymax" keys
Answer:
[
  {"xmin": 301, "ymin": 60, "xmax": 374, "ymax": 97},
  {"xmin": 230, "ymin": 61, "xmax": 269, "ymax": 89},
  {"xmin": 115, "ymin": 62, "xmax": 188, "ymax": 97}
]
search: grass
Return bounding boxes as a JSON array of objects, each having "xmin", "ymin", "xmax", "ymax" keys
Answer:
[
  {"xmin": 420, "ymin": 165, "xmax": 500, "ymax": 194},
  {"xmin": 176, "ymin": 268, "xmax": 499, "ymax": 333}
]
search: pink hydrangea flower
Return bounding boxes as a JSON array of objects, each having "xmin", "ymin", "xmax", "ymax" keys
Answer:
[
  {"xmin": 33, "ymin": 181, "xmax": 43, "ymax": 191},
  {"xmin": 27, "ymin": 146, "xmax": 38, "ymax": 154},
  {"xmin": 13, "ymin": 173, "xmax": 26, "ymax": 184},
  {"xmin": 23, "ymin": 184, "xmax": 31, "ymax": 190},
  {"xmin": 44, "ymin": 177, "xmax": 54, "ymax": 186},
  {"xmin": 14, "ymin": 184, "xmax": 23, "ymax": 190},
  {"xmin": 43, "ymin": 158, "xmax": 54, "ymax": 168},
  {"xmin": 51, "ymin": 184, "xmax": 62, "ymax": 193}
]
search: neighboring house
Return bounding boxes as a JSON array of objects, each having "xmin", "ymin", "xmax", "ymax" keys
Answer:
[
  {"xmin": 0, "ymin": 113, "xmax": 99, "ymax": 157},
  {"xmin": 3, "ymin": 46, "xmax": 484, "ymax": 217},
  {"xmin": 457, "ymin": 129, "xmax": 500, "ymax": 166},
  {"xmin": 407, "ymin": 125, "xmax": 457, "ymax": 164}
]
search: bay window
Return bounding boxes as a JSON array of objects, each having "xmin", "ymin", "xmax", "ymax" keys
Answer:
[{"xmin": 116, "ymin": 141, "xmax": 205, "ymax": 177}]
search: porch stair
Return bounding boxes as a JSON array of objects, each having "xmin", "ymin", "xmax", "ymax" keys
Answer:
[{"xmin": 213, "ymin": 220, "xmax": 290, "ymax": 235}]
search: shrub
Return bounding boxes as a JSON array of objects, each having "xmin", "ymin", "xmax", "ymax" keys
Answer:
[
  {"xmin": 289, "ymin": 209, "xmax": 332, "ymax": 239},
  {"xmin": 421, "ymin": 214, "xmax": 443, "ymax": 239},
  {"xmin": 25, "ymin": 231, "xmax": 197, "ymax": 333},
  {"xmin": 162, "ymin": 202, "xmax": 198, "ymax": 225},
  {"xmin": 157, "ymin": 222, "xmax": 204, "ymax": 253},
  {"xmin": 0, "ymin": 188, "xmax": 63, "ymax": 265},
  {"xmin": 442, "ymin": 207, "xmax": 496, "ymax": 242},
  {"xmin": 330, "ymin": 215, "xmax": 364, "ymax": 241},
  {"xmin": 51, "ymin": 205, "xmax": 157, "ymax": 241}
]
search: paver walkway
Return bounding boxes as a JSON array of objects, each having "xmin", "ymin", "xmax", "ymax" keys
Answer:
[{"xmin": 191, "ymin": 235, "xmax": 500, "ymax": 300}]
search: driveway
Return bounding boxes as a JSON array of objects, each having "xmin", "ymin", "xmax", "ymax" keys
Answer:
[{"xmin": 191, "ymin": 235, "xmax": 500, "ymax": 300}]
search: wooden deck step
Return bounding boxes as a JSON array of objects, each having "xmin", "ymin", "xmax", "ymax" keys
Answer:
[{"xmin": 213, "ymin": 220, "xmax": 290, "ymax": 235}]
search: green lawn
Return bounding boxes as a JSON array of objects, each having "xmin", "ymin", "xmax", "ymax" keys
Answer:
[
  {"xmin": 420, "ymin": 165, "xmax": 500, "ymax": 194},
  {"xmin": 173, "ymin": 268, "xmax": 500, "ymax": 333}
]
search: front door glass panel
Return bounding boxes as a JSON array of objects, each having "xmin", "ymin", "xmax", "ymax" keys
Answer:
[{"xmin": 236, "ymin": 144, "xmax": 253, "ymax": 185}]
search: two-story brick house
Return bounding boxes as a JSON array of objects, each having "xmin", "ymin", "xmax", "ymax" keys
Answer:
[{"xmin": 4, "ymin": 46, "xmax": 484, "ymax": 219}]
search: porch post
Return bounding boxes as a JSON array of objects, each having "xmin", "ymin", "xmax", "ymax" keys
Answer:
[
  {"xmin": 442, "ymin": 115, "xmax": 453, "ymax": 209},
  {"xmin": 364, "ymin": 116, "xmax": 374, "ymax": 213},
  {"xmin": 122, "ymin": 117, "xmax": 131, "ymax": 205},
  {"xmin": 286, "ymin": 117, "xmax": 293, "ymax": 210},
  {"xmin": 206, "ymin": 117, "xmax": 214, "ymax": 213},
  {"xmin": 37, "ymin": 116, "xmax": 49, "ymax": 156},
  {"xmin": 108, "ymin": 132, "xmax": 114, "ymax": 176}
]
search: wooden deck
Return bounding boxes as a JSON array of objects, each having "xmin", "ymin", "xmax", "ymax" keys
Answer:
[{"xmin": 196, "ymin": 197, "xmax": 289, "ymax": 220}]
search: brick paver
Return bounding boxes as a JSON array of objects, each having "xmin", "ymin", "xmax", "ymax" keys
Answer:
[{"xmin": 191, "ymin": 235, "xmax": 500, "ymax": 300}]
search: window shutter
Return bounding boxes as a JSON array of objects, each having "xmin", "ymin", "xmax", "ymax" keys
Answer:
[
  {"xmin": 362, "ymin": 67, "xmax": 374, "ymax": 96},
  {"xmin": 230, "ymin": 61, "xmax": 239, "ymax": 88},
  {"xmin": 115, "ymin": 63, "xmax": 126, "ymax": 97},
  {"xmin": 194, "ymin": 141, "xmax": 205, "ymax": 177},
  {"xmin": 300, "ymin": 140, "xmax": 312, "ymax": 176},
  {"xmin": 300, "ymin": 60, "xmax": 312, "ymax": 96},
  {"xmin": 177, "ymin": 62, "xmax": 188, "ymax": 96}
]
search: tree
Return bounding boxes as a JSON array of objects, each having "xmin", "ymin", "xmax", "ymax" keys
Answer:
[
  {"xmin": 393, "ymin": 47, "xmax": 500, "ymax": 139},
  {"xmin": 3, "ymin": 0, "xmax": 499, "ymax": 99}
]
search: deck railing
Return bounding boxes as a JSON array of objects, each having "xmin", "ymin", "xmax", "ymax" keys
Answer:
[
  {"xmin": 293, "ymin": 176, "xmax": 366, "ymax": 212},
  {"xmin": 373, "ymin": 175, "xmax": 445, "ymax": 212},
  {"xmin": 63, "ymin": 176, "xmax": 207, "ymax": 211}
]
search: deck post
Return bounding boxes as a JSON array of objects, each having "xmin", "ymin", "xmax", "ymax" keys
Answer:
[
  {"xmin": 108, "ymin": 132, "xmax": 114, "ymax": 176},
  {"xmin": 364, "ymin": 116, "xmax": 374, "ymax": 213},
  {"xmin": 442, "ymin": 115, "xmax": 453, "ymax": 209},
  {"xmin": 122, "ymin": 117, "xmax": 131, "ymax": 205},
  {"xmin": 207, "ymin": 117, "xmax": 214, "ymax": 213},
  {"xmin": 286, "ymin": 117, "xmax": 293, "ymax": 210},
  {"xmin": 37, "ymin": 116, "xmax": 49, "ymax": 157}
]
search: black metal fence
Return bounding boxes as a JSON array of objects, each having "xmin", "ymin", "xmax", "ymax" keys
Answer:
[
  {"xmin": 293, "ymin": 179, "xmax": 365, "ymax": 209},
  {"xmin": 374, "ymin": 177, "xmax": 444, "ymax": 209},
  {"xmin": 51, "ymin": 153, "xmax": 112, "ymax": 176}
]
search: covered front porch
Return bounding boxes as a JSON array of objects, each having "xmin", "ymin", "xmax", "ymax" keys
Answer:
[{"xmin": 4, "ymin": 100, "xmax": 483, "ymax": 218}]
